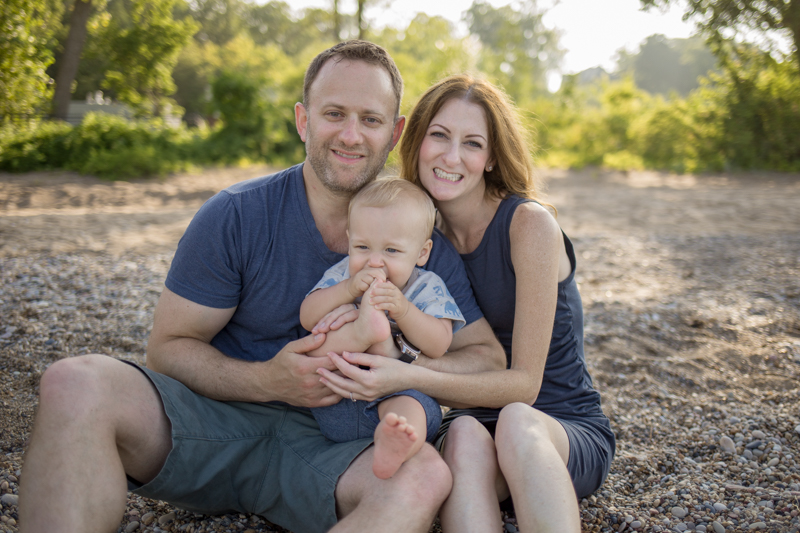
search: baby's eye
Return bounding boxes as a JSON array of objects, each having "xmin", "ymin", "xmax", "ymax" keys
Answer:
[
  {"xmin": 386, "ymin": 248, "xmax": 399, "ymax": 253},
  {"xmin": 354, "ymin": 245, "xmax": 368, "ymax": 250}
]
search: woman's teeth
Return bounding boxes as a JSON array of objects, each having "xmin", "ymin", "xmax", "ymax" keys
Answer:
[{"xmin": 434, "ymin": 168, "xmax": 461, "ymax": 181}]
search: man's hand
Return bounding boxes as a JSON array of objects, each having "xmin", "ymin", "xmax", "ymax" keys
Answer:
[
  {"xmin": 347, "ymin": 267, "xmax": 386, "ymax": 299},
  {"xmin": 368, "ymin": 281, "xmax": 409, "ymax": 321},
  {"xmin": 263, "ymin": 334, "xmax": 344, "ymax": 407}
]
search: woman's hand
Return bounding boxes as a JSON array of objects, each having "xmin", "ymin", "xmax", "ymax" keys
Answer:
[
  {"xmin": 311, "ymin": 304, "xmax": 360, "ymax": 334},
  {"xmin": 316, "ymin": 351, "xmax": 412, "ymax": 402}
]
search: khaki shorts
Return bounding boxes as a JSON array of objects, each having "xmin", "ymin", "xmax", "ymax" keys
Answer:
[{"xmin": 126, "ymin": 363, "xmax": 372, "ymax": 533}]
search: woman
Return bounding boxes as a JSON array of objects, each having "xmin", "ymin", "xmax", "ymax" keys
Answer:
[
  {"xmin": 402, "ymin": 74, "xmax": 614, "ymax": 532},
  {"xmin": 318, "ymin": 75, "xmax": 614, "ymax": 532}
]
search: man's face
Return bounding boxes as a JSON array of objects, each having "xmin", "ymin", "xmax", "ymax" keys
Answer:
[{"xmin": 296, "ymin": 59, "xmax": 405, "ymax": 195}]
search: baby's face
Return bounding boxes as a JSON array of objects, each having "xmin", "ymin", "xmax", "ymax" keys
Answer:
[{"xmin": 347, "ymin": 202, "xmax": 430, "ymax": 290}]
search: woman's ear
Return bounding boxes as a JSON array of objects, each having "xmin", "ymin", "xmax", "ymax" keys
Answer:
[{"xmin": 417, "ymin": 238, "xmax": 433, "ymax": 267}]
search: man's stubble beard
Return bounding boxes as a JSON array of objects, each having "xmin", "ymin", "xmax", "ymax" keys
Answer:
[{"xmin": 305, "ymin": 119, "xmax": 393, "ymax": 196}]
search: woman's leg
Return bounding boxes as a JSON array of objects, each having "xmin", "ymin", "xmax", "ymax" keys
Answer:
[
  {"xmin": 439, "ymin": 416, "xmax": 508, "ymax": 532},
  {"xmin": 495, "ymin": 402, "xmax": 580, "ymax": 533}
]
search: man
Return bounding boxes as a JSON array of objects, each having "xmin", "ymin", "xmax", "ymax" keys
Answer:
[{"xmin": 19, "ymin": 40, "xmax": 504, "ymax": 533}]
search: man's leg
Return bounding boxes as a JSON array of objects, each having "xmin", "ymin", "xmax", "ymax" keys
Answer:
[
  {"xmin": 332, "ymin": 443, "xmax": 452, "ymax": 533},
  {"xmin": 19, "ymin": 354, "xmax": 172, "ymax": 532}
]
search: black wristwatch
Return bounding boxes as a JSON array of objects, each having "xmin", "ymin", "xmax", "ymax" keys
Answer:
[{"xmin": 393, "ymin": 332, "xmax": 421, "ymax": 363}]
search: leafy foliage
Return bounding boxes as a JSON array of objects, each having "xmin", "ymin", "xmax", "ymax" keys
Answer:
[
  {"xmin": 640, "ymin": 0, "xmax": 800, "ymax": 65},
  {"xmin": 465, "ymin": 0, "xmax": 563, "ymax": 104},
  {"xmin": 0, "ymin": 0, "xmax": 62, "ymax": 121}
]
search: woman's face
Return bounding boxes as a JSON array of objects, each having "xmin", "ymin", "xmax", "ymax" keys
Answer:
[{"xmin": 417, "ymin": 98, "xmax": 493, "ymax": 204}]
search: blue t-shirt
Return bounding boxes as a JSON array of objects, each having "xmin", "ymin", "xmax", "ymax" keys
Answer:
[{"xmin": 165, "ymin": 164, "xmax": 482, "ymax": 361}]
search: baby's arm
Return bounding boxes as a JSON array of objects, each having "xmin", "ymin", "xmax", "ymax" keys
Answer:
[
  {"xmin": 367, "ymin": 282, "xmax": 453, "ymax": 358},
  {"xmin": 300, "ymin": 267, "xmax": 386, "ymax": 331}
]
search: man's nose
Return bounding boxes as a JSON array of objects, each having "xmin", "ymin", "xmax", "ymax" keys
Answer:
[{"xmin": 339, "ymin": 116, "xmax": 364, "ymax": 146}]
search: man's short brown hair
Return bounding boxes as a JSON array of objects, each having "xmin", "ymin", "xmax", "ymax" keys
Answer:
[{"xmin": 303, "ymin": 40, "xmax": 403, "ymax": 118}]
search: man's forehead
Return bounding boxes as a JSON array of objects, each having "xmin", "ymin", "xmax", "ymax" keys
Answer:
[{"xmin": 308, "ymin": 58, "xmax": 397, "ymax": 112}]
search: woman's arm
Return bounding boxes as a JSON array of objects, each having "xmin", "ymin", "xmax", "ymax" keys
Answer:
[{"xmin": 318, "ymin": 203, "xmax": 565, "ymax": 408}]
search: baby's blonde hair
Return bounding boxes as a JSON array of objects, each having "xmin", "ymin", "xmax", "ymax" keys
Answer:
[{"xmin": 349, "ymin": 178, "xmax": 436, "ymax": 239}]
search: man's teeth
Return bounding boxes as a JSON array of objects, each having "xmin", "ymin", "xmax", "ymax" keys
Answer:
[
  {"xmin": 434, "ymin": 168, "xmax": 462, "ymax": 181},
  {"xmin": 334, "ymin": 150, "xmax": 361, "ymax": 159}
]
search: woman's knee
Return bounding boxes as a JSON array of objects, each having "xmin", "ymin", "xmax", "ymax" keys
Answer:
[
  {"xmin": 441, "ymin": 416, "xmax": 496, "ymax": 469},
  {"xmin": 495, "ymin": 403, "xmax": 551, "ymax": 450}
]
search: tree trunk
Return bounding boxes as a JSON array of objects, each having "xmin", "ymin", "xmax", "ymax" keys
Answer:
[
  {"xmin": 786, "ymin": 0, "xmax": 800, "ymax": 67},
  {"xmin": 357, "ymin": 0, "xmax": 364, "ymax": 40},
  {"xmin": 52, "ymin": 0, "xmax": 93, "ymax": 120},
  {"xmin": 333, "ymin": 0, "xmax": 340, "ymax": 41}
]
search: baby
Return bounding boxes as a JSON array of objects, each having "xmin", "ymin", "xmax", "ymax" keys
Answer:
[{"xmin": 300, "ymin": 178, "xmax": 465, "ymax": 479}]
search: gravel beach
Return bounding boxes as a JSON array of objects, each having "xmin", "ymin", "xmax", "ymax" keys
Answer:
[{"xmin": 1, "ymin": 166, "xmax": 799, "ymax": 532}]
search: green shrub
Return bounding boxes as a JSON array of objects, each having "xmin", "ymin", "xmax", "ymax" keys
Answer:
[{"xmin": 0, "ymin": 121, "xmax": 73, "ymax": 172}]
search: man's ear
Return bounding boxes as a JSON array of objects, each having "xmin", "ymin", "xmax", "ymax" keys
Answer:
[
  {"xmin": 390, "ymin": 115, "xmax": 406, "ymax": 150},
  {"xmin": 417, "ymin": 238, "xmax": 433, "ymax": 267},
  {"xmin": 295, "ymin": 102, "xmax": 308, "ymax": 142}
]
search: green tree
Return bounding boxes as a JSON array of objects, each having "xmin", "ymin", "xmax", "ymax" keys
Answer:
[
  {"xmin": 379, "ymin": 14, "xmax": 474, "ymax": 110},
  {"xmin": 99, "ymin": 0, "xmax": 198, "ymax": 116},
  {"xmin": 640, "ymin": 0, "xmax": 800, "ymax": 66},
  {"xmin": 0, "ymin": 0, "xmax": 62, "ymax": 121},
  {"xmin": 620, "ymin": 34, "xmax": 718, "ymax": 95},
  {"xmin": 465, "ymin": 0, "xmax": 563, "ymax": 105}
]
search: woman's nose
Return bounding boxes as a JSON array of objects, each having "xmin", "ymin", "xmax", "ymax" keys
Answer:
[{"xmin": 442, "ymin": 142, "xmax": 460, "ymax": 166}]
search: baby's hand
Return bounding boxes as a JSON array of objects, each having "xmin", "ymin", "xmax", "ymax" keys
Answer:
[
  {"xmin": 347, "ymin": 268, "xmax": 386, "ymax": 299},
  {"xmin": 368, "ymin": 281, "xmax": 409, "ymax": 321}
]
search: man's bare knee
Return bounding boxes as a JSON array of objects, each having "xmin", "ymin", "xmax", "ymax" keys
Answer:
[
  {"xmin": 39, "ymin": 355, "xmax": 112, "ymax": 413},
  {"xmin": 397, "ymin": 445, "xmax": 452, "ymax": 506}
]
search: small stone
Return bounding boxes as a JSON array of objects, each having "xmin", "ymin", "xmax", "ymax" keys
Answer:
[
  {"xmin": 244, "ymin": 530, "xmax": 257, "ymax": 533},
  {"xmin": 767, "ymin": 457, "xmax": 779, "ymax": 467},
  {"xmin": 746, "ymin": 440, "xmax": 763, "ymax": 449},
  {"xmin": 712, "ymin": 520, "xmax": 725, "ymax": 533},
  {"xmin": 714, "ymin": 502, "xmax": 728, "ymax": 512},
  {"xmin": 504, "ymin": 523, "xmax": 518, "ymax": 533},
  {"xmin": 675, "ymin": 523, "xmax": 688, "ymax": 532},
  {"xmin": 672, "ymin": 507, "xmax": 688, "ymax": 518},
  {"xmin": 141, "ymin": 512, "xmax": 155, "ymax": 525},
  {"xmin": 795, "ymin": 425, "xmax": 800, "ymax": 435},
  {"xmin": 1, "ymin": 493, "xmax": 19, "ymax": 506},
  {"xmin": 696, "ymin": 526, "xmax": 707, "ymax": 532},
  {"xmin": 748, "ymin": 522, "xmax": 766, "ymax": 530},
  {"xmin": 125, "ymin": 522, "xmax": 140, "ymax": 533},
  {"xmin": 631, "ymin": 520, "xmax": 642, "ymax": 529},
  {"xmin": 158, "ymin": 512, "xmax": 176, "ymax": 526},
  {"xmin": 752, "ymin": 430, "xmax": 766, "ymax": 439},
  {"xmin": 720, "ymin": 436, "xmax": 736, "ymax": 454},
  {"xmin": 8, "ymin": 476, "xmax": 17, "ymax": 483},
  {"xmin": 0, "ymin": 481, "xmax": 7, "ymax": 490}
]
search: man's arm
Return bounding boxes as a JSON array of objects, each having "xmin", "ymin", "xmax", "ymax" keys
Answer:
[{"xmin": 147, "ymin": 286, "xmax": 341, "ymax": 407}]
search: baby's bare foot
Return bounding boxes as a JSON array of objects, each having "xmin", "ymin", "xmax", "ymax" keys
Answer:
[
  {"xmin": 373, "ymin": 412, "xmax": 418, "ymax": 479},
  {"xmin": 353, "ymin": 281, "xmax": 391, "ymax": 348}
]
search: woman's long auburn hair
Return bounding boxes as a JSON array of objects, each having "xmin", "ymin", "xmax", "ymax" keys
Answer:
[{"xmin": 399, "ymin": 74, "xmax": 553, "ymax": 212}]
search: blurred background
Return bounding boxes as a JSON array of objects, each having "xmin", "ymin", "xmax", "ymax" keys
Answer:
[{"xmin": 1, "ymin": 0, "xmax": 799, "ymax": 178}]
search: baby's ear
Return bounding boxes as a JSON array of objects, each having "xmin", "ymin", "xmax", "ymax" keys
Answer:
[{"xmin": 417, "ymin": 239, "xmax": 433, "ymax": 266}]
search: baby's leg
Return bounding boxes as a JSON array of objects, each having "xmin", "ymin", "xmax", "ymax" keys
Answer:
[
  {"xmin": 307, "ymin": 290, "xmax": 391, "ymax": 357},
  {"xmin": 372, "ymin": 395, "xmax": 427, "ymax": 479}
]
